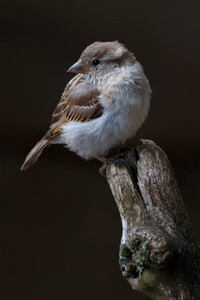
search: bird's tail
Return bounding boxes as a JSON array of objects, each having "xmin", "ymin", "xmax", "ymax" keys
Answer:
[{"xmin": 20, "ymin": 136, "xmax": 51, "ymax": 171}]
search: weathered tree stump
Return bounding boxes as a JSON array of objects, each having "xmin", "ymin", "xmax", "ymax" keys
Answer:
[{"xmin": 106, "ymin": 139, "xmax": 200, "ymax": 299}]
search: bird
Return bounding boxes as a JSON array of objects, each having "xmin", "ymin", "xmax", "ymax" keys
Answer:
[{"xmin": 20, "ymin": 41, "xmax": 151, "ymax": 173}]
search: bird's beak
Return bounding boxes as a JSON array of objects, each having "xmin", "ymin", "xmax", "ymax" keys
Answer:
[{"xmin": 67, "ymin": 59, "xmax": 92, "ymax": 74}]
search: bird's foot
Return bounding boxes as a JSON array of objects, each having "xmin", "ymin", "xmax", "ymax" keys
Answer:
[
  {"xmin": 96, "ymin": 149, "xmax": 136, "ymax": 176},
  {"xmin": 97, "ymin": 158, "xmax": 126, "ymax": 176}
]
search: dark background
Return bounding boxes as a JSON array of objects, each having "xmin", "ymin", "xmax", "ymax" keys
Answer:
[{"xmin": 1, "ymin": 1, "xmax": 200, "ymax": 299}]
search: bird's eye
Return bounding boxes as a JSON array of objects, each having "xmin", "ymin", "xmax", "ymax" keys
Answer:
[{"xmin": 92, "ymin": 59, "xmax": 100, "ymax": 65}]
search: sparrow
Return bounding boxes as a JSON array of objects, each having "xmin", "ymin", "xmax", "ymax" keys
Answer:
[{"xmin": 21, "ymin": 41, "xmax": 151, "ymax": 173}]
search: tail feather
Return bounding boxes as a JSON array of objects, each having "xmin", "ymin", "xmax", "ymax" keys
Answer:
[{"xmin": 20, "ymin": 137, "xmax": 51, "ymax": 171}]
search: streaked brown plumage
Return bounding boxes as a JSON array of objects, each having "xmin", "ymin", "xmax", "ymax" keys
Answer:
[
  {"xmin": 21, "ymin": 41, "xmax": 151, "ymax": 171},
  {"xmin": 21, "ymin": 74, "xmax": 103, "ymax": 170}
]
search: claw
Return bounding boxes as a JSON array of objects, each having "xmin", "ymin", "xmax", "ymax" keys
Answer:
[{"xmin": 99, "ymin": 162, "xmax": 109, "ymax": 176}]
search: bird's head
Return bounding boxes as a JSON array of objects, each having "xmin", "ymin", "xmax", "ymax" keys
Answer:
[{"xmin": 67, "ymin": 41, "xmax": 136, "ymax": 77}]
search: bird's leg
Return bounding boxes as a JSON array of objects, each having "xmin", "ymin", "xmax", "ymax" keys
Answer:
[
  {"xmin": 95, "ymin": 148, "xmax": 136, "ymax": 176},
  {"xmin": 95, "ymin": 156, "xmax": 126, "ymax": 176}
]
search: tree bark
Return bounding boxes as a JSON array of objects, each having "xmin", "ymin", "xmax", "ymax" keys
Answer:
[{"xmin": 106, "ymin": 139, "xmax": 200, "ymax": 299}]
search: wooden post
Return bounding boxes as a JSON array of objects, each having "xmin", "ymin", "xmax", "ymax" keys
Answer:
[{"xmin": 106, "ymin": 140, "xmax": 200, "ymax": 299}]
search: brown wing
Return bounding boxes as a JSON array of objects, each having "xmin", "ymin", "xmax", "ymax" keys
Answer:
[
  {"xmin": 20, "ymin": 74, "xmax": 103, "ymax": 171},
  {"xmin": 49, "ymin": 74, "xmax": 104, "ymax": 137}
]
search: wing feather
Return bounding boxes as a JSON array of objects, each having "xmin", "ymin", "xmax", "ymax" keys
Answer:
[
  {"xmin": 49, "ymin": 74, "xmax": 103, "ymax": 137},
  {"xmin": 21, "ymin": 74, "xmax": 104, "ymax": 171}
]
